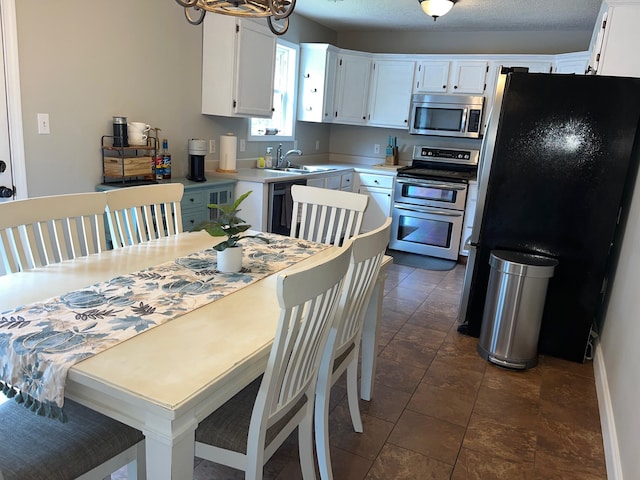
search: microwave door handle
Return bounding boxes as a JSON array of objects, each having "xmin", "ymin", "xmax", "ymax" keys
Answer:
[{"xmin": 460, "ymin": 107, "xmax": 468, "ymax": 133}]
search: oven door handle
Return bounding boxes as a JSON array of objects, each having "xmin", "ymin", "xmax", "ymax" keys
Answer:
[
  {"xmin": 394, "ymin": 205, "xmax": 463, "ymax": 217},
  {"xmin": 397, "ymin": 178, "xmax": 466, "ymax": 191}
]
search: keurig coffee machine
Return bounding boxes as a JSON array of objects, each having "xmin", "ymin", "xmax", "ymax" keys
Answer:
[{"xmin": 187, "ymin": 138, "xmax": 207, "ymax": 182}]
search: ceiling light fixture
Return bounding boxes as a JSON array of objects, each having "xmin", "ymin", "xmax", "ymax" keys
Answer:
[
  {"xmin": 419, "ymin": 0, "xmax": 454, "ymax": 21},
  {"xmin": 175, "ymin": 0, "xmax": 296, "ymax": 35}
]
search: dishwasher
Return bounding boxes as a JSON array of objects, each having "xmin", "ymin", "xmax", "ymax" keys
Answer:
[{"xmin": 268, "ymin": 179, "xmax": 307, "ymax": 235}]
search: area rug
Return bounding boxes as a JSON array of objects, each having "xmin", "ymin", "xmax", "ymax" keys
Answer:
[{"xmin": 387, "ymin": 249, "xmax": 457, "ymax": 271}]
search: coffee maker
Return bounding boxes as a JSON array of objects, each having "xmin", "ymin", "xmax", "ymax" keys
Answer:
[{"xmin": 187, "ymin": 139, "xmax": 207, "ymax": 182}]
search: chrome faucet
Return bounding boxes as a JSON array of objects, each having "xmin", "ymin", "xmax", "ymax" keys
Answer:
[{"xmin": 276, "ymin": 143, "xmax": 303, "ymax": 168}]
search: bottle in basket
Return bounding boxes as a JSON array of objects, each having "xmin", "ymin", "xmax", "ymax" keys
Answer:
[{"xmin": 162, "ymin": 139, "xmax": 171, "ymax": 179}]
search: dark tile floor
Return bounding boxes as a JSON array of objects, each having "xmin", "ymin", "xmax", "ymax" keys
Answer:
[{"xmin": 122, "ymin": 261, "xmax": 608, "ymax": 479}]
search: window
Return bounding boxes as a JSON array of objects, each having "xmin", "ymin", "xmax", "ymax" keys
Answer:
[{"xmin": 249, "ymin": 39, "xmax": 299, "ymax": 141}]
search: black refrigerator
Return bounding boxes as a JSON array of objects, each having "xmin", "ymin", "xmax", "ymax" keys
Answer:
[{"xmin": 458, "ymin": 70, "xmax": 640, "ymax": 363}]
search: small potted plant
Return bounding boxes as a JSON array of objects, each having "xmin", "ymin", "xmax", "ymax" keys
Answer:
[{"xmin": 194, "ymin": 190, "xmax": 268, "ymax": 273}]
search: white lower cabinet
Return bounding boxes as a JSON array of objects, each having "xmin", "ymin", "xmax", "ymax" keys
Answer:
[
  {"xmin": 460, "ymin": 180, "xmax": 478, "ymax": 256},
  {"xmin": 357, "ymin": 172, "xmax": 394, "ymax": 233},
  {"xmin": 307, "ymin": 171, "xmax": 353, "ymax": 191}
]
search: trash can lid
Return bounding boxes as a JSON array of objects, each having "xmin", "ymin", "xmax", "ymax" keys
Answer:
[{"xmin": 489, "ymin": 250, "xmax": 559, "ymax": 278}]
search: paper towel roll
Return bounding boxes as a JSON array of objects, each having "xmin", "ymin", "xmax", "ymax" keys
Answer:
[{"xmin": 218, "ymin": 133, "xmax": 237, "ymax": 173}]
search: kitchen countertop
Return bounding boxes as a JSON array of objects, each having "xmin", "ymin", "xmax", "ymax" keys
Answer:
[{"xmin": 207, "ymin": 163, "xmax": 398, "ymax": 184}]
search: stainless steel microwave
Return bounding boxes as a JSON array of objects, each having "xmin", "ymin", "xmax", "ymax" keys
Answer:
[{"xmin": 409, "ymin": 94, "xmax": 485, "ymax": 138}]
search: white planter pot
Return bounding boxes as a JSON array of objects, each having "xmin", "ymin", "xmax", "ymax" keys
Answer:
[{"xmin": 217, "ymin": 245, "xmax": 243, "ymax": 273}]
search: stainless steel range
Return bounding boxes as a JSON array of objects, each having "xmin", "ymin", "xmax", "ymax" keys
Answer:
[{"xmin": 390, "ymin": 146, "xmax": 479, "ymax": 260}]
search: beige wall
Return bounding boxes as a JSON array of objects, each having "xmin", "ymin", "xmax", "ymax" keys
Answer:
[
  {"xmin": 15, "ymin": 2, "xmax": 596, "ymax": 197},
  {"xmin": 15, "ymin": 3, "xmax": 335, "ymax": 196},
  {"xmin": 337, "ymin": 30, "xmax": 593, "ymax": 55}
]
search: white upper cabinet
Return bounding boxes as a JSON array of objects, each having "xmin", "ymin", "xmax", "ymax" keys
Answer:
[
  {"xmin": 587, "ymin": 1, "xmax": 640, "ymax": 77},
  {"xmin": 554, "ymin": 52, "xmax": 589, "ymax": 74},
  {"xmin": 367, "ymin": 59, "xmax": 415, "ymax": 129},
  {"xmin": 413, "ymin": 60, "xmax": 450, "ymax": 93},
  {"xmin": 202, "ymin": 15, "xmax": 276, "ymax": 118},
  {"xmin": 297, "ymin": 44, "xmax": 338, "ymax": 123},
  {"xmin": 414, "ymin": 60, "xmax": 488, "ymax": 94},
  {"xmin": 333, "ymin": 51, "xmax": 372, "ymax": 125},
  {"xmin": 483, "ymin": 57, "xmax": 554, "ymax": 129}
]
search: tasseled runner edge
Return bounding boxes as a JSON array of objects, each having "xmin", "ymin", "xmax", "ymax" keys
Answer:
[{"xmin": 1, "ymin": 380, "xmax": 67, "ymax": 422}]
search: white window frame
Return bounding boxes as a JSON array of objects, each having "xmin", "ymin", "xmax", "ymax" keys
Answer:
[{"xmin": 248, "ymin": 39, "xmax": 299, "ymax": 142}]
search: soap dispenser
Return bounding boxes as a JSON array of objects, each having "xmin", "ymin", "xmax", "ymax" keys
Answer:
[{"xmin": 265, "ymin": 147, "xmax": 273, "ymax": 169}]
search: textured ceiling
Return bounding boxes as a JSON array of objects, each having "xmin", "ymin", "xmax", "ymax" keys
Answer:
[{"xmin": 293, "ymin": 0, "xmax": 602, "ymax": 32}]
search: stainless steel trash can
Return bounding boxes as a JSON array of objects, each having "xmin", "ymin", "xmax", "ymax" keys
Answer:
[{"xmin": 477, "ymin": 250, "xmax": 558, "ymax": 369}]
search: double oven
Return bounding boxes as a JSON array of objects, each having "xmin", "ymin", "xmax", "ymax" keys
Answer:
[{"xmin": 390, "ymin": 146, "xmax": 479, "ymax": 260}]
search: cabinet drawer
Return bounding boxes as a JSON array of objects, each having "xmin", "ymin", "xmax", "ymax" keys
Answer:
[
  {"xmin": 182, "ymin": 190, "xmax": 205, "ymax": 210},
  {"xmin": 182, "ymin": 210, "xmax": 209, "ymax": 231},
  {"xmin": 341, "ymin": 173, "xmax": 353, "ymax": 189},
  {"xmin": 326, "ymin": 175, "xmax": 341, "ymax": 190},
  {"xmin": 307, "ymin": 177, "xmax": 325, "ymax": 188},
  {"xmin": 358, "ymin": 173, "xmax": 394, "ymax": 189}
]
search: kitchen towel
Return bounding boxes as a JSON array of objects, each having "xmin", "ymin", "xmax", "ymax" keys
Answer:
[{"xmin": 218, "ymin": 133, "xmax": 237, "ymax": 172}]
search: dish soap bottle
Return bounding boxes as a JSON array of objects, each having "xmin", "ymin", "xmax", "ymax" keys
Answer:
[{"xmin": 265, "ymin": 147, "xmax": 273, "ymax": 169}]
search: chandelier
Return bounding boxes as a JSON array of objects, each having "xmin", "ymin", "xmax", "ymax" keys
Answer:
[
  {"xmin": 418, "ymin": 0, "xmax": 454, "ymax": 21},
  {"xmin": 175, "ymin": 0, "xmax": 296, "ymax": 35}
]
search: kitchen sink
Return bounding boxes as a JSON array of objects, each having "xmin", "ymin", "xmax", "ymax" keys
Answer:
[{"xmin": 264, "ymin": 166, "xmax": 337, "ymax": 174}]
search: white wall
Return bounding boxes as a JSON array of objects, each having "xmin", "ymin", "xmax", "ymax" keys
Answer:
[{"xmin": 599, "ymin": 172, "xmax": 640, "ymax": 479}]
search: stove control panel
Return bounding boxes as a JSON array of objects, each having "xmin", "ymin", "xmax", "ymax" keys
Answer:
[{"xmin": 412, "ymin": 146, "xmax": 480, "ymax": 166}]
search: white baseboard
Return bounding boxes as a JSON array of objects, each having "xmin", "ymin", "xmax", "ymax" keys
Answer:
[{"xmin": 594, "ymin": 343, "xmax": 623, "ymax": 480}]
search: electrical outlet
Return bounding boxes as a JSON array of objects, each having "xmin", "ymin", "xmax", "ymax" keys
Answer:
[
  {"xmin": 209, "ymin": 139, "xmax": 216, "ymax": 154},
  {"xmin": 315, "ymin": 140, "xmax": 320, "ymax": 151},
  {"xmin": 293, "ymin": 139, "xmax": 298, "ymax": 149},
  {"xmin": 37, "ymin": 113, "xmax": 50, "ymax": 135},
  {"xmin": 239, "ymin": 139, "xmax": 246, "ymax": 152},
  {"xmin": 374, "ymin": 144, "xmax": 380, "ymax": 154}
]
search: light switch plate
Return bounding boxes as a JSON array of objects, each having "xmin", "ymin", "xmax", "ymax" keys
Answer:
[{"xmin": 37, "ymin": 113, "xmax": 50, "ymax": 134}]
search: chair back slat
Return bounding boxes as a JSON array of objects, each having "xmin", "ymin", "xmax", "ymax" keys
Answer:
[
  {"xmin": 105, "ymin": 184, "xmax": 184, "ymax": 248},
  {"xmin": 0, "ymin": 192, "xmax": 108, "ymax": 275},
  {"xmin": 251, "ymin": 243, "xmax": 352, "ymax": 431},
  {"xmin": 290, "ymin": 185, "xmax": 368, "ymax": 246},
  {"xmin": 333, "ymin": 218, "xmax": 392, "ymax": 356},
  {"xmin": 313, "ymin": 217, "xmax": 392, "ymax": 480}
]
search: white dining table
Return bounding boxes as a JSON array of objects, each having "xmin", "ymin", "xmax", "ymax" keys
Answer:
[{"xmin": 0, "ymin": 230, "xmax": 389, "ymax": 479}]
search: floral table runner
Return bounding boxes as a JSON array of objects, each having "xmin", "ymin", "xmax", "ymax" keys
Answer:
[{"xmin": 0, "ymin": 234, "xmax": 326, "ymax": 420}]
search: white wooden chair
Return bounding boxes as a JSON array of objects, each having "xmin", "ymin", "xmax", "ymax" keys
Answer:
[
  {"xmin": 0, "ymin": 192, "xmax": 107, "ymax": 275},
  {"xmin": 314, "ymin": 217, "xmax": 392, "ymax": 480},
  {"xmin": 0, "ymin": 398, "xmax": 145, "ymax": 480},
  {"xmin": 194, "ymin": 242, "xmax": 353, "ymax": 480},
  {"xmin": 290, "ymin": 185, "xmax": 368, "ymax": 246},
  {"xmin": 105, "ymin": 183, "xmax": 184, "ymax": 248}
]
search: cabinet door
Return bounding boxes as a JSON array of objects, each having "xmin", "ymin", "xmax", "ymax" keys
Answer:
[
  {"xmin": 202, "ymin": 17, "xmax": 276, "ymax": 118},
  {"xmin": 306, "ymin": 177, "xmax": 325, "ymax": 188},
  {"xmin": 449, "ymin": 61, "xmax": 487, "ymax": 94},
  {"xmin": 297, "ymin": 45, "xmax": 338, "ymax": 123},
  {"xmin": 358, "ymin": 186, "xmax": 392, "ymax": 233},
  {"xmin": 334, "ymin": 53, "xmax": 372, "ymax": 125},
  {"xmin": 368, "ymin": 59, "xmax": 415, "ymax": 128},
  {"xmin": 414, "ymin": 60, "xmax": 450, "ymax": 93},
  {"xmin": 235, "ymin": 20, "xmax": 276, "ymax": 117},
  {"xmin": 554, "ymin": 52, "xmax": 588, "ymax": 74},
  {"xmin": 597, "ymin": 5, "xmax": 640, "ymax": 76}
]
